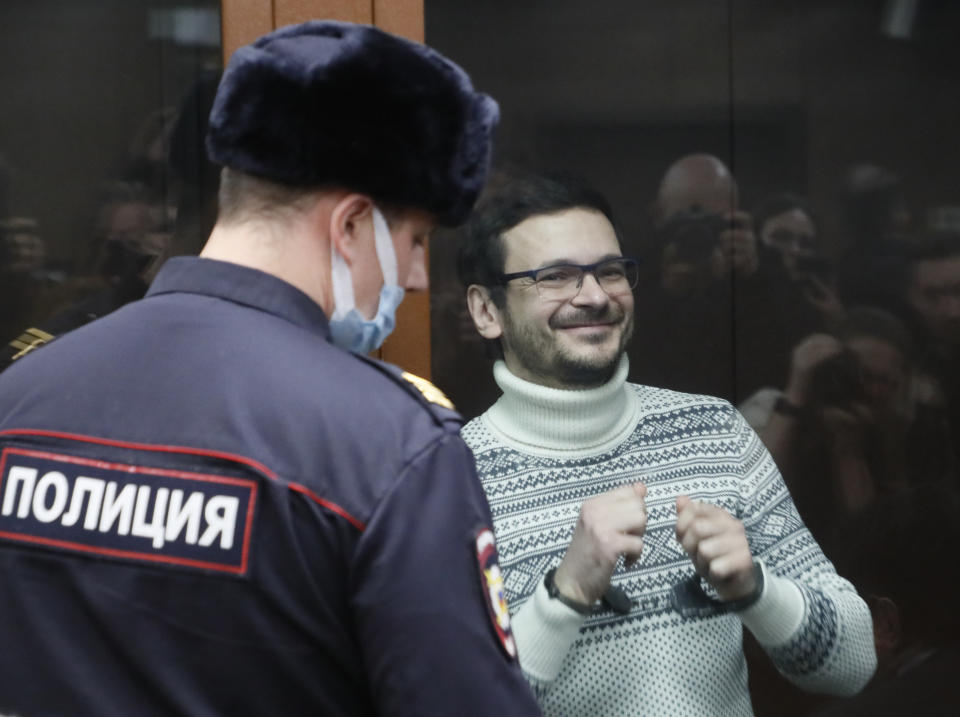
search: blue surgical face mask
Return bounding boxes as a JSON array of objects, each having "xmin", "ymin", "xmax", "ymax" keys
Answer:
[{"xmin": 328, "ymin": 207, "xmax": 406, "ymax": 354}]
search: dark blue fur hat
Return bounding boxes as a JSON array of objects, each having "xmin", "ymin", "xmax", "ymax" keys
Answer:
[{"xmin": 206, "ymin": 20, "xmax": 499, "ymax": 226}]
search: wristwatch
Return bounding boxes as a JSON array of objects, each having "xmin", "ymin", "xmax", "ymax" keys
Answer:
[
  {"xmin": 544, "ymin": 568, "xmax": 633, "ymax": 615},
  {"xmin": 544, "ymin": 568, "xmax": 595, "ymax": 614}
]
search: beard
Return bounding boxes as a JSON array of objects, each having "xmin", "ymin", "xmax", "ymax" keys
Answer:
[{"xmin": 501, "ymin": 303, "xmax": 634, "ymax": 388}]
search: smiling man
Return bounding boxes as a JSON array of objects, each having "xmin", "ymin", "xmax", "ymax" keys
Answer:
[
  {"xmin": 457, "ymin": 173, "xmax": 877, "ymax": 715},
  {"xmin": 480, "ymin": 206, "xmax": 634, "ymax": 388}
]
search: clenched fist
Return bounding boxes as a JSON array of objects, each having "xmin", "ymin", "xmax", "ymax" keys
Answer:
[
  {"xmin": 553, "ymin": 482, "xmax": 648, "ymax": 605},
  {"xmin": 675, "ymin": 495, "xmax": 756, "ymax": 602}
]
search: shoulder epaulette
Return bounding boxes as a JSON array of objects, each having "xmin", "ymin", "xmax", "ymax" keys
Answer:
[
  {"xmin": 350, "ymin": 352, "xmax": 460, "ymax": 423},
  {"xmin": 11, "ymin": 327, "xmax": 55, "ymax": 359},
  {"xmin": 1, "ymin": 327, "xmax": 56, "ymax": 370},
  {"xmin": 400, "ymin": 371, "xmax": 456, "ymax": 411}
]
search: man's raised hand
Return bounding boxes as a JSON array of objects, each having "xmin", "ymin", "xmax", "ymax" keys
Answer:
[
  {"xmin": 675, "ymin": 495, "xmax": 756, "ymax": 602},
  {"xmin": 553, "ymin": 483, "xmax": 647, "ymax": 606}
]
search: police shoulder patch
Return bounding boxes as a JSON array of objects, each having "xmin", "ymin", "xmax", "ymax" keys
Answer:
[
  {"xmin": 400, "ymin": 371, "xmax": 455, "ymax": 411},
  {"xmin": 475, "ymin": 527, "xmax": 517, "ymax": 659}
]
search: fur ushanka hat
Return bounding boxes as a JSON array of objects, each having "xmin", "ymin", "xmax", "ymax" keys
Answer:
[{"xmin": 206, "ymin": 20, "xmax": 499, "ymax": 226}]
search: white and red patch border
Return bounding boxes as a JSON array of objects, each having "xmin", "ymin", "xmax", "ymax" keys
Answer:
[{"xmin": 474, "ymin": 527, "xmax": 516, "ymax": 659}]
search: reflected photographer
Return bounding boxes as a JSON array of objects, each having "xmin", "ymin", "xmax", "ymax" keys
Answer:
[
  {"xmin": 634, "ymin": 154, "xmax": 793, "ymax": 402},
  {"xmin": 657, "ymin": 207, "xmax": 755, "ymax": 293},
  {"xmin": 753, "ymin": 192, "xmax": 845, "ymax": 332},
  {"xmin": 742, "ymin": 307, "xmax": 954, "ymax": 555}
]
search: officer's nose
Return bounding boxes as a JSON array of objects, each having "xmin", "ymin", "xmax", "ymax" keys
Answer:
[{"xmin": 404, "ymin": 244, "xmax": 429, "ymax": 292}]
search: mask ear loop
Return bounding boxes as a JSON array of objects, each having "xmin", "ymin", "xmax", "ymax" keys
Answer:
[
  {"xmin": 331, "ymin": 206, "xmax": 398, "ymax": 321},
  {"xmin": 330, "ymin": 244, "xmax": 355, "ymax": 321},
  {"xmin": 371, "ymin": 207, "xmax": 399, "ymax": 286}
]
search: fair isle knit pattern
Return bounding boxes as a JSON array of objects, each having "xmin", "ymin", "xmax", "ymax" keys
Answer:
[{"xmin": 461, "ymin": 358, "xmax": 876, "ymax": 716}]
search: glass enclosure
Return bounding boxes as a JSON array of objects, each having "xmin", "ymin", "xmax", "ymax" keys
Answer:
[
  {"xmin": 427, "ymin": 1, "xmax": 960, "ymax": 712},
  {"xmin": 0, "ymin": 0, "xmax": 222, "ymax": 363},
  {"xmin": 1, "ymin": 1, "xmax": 958, "ymax": 710}
]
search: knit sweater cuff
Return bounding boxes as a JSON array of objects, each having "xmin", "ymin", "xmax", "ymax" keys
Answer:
[
  {"xmin": 738, "ymin": 559, "xmax": 805, "ymax": 646},
  {"xmin": 511, "ymin": 577, "xmax": 586, "ymax": 683}
]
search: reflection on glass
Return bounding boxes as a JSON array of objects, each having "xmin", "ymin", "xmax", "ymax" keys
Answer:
[
  {"xmin": 0, "ymin": 0, "xmax": 222, "ymax": 369},
  {"xmin": 428, "ymin": 1, "xmax": 960, "ymax": 713}
]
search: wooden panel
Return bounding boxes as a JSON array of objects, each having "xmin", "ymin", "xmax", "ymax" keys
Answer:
[
  {"xmin": 221, "ymin": 0, "xmax": 273, "ymax": 62},
  {"xmin": 376, "ymin": 0, "xmax": 429, "ymax": 376},
  {"xmin": 275, "ymin": 0, "xmax": 372, "ymax": 26},
  {"xmin": 373, "ymin": 0, "xmax": 423, "ymax": 42},
  {"xmin": 380, "ymin": 261, "xmax": 432, "ymax": 378}
]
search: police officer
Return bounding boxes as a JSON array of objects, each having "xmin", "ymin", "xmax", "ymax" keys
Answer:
[{"xmin": 0, "ymin": 21, "xmax": 541, "ymax": 716}]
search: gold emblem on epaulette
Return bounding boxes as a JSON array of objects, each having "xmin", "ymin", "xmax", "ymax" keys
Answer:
[
  {"xmin": 9, "ymin": 327, "xmax": 54, "ymax": 360},
  {"xmin": 401, "ymin": 371, "xmax": 455, "ymax": 410}
]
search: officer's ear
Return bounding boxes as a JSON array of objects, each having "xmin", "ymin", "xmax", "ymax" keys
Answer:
[
  {"xmin": 329, "ymin": 193, "xmax": 375, "ymax": 264},
  {"xmin": 466, "ymin": 284, "xmax": 504, "ymax": 340}
]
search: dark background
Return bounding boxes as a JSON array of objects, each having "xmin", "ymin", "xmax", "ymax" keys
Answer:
[{"xmin": 426, "ymin": 0, "xmax": 960, "ymax": 418}]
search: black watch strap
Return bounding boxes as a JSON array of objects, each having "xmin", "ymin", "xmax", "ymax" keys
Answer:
[
  {"xmin": 544, "ymin": 568, "xmax": 595, "ymax": 614},
  {"xmin": 544, "ymin": 568, "xmax": 634, "ymax": 616}
]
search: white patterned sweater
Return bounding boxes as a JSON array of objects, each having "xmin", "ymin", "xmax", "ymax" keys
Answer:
[{"xmin": 461, "ymin": 358, "xmax": 876, "ymax": 716}]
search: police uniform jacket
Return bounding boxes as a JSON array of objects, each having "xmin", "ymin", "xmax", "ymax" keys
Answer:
[{"xmin": 0, "ymin": 257, "xmax": 536, "ymax": 716}]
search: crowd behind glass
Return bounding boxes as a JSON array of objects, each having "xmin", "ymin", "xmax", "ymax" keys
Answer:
[{"xmin": 1, "ymin": 2, "xmax": 958, "ymax": 713}]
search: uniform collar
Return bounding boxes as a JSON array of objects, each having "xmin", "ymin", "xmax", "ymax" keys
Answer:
[{"xmin": 147, "ymin": 256, "xmax": 331, "ymax": 337}]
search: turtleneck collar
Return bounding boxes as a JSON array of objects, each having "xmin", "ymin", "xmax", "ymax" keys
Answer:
[{"xmin": 482, "ymin": 355, "xmax": 641, "ymax": 456}]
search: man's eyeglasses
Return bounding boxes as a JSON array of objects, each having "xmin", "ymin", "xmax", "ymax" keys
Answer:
[{"xmin": 498, "ymin": 257, "xmax": 640, "ymax": 301}]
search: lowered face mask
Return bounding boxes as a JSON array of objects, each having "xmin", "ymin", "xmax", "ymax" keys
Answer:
[{"xmin": 328, "ymin": 207, "xmax": 406, "ymax": 354}]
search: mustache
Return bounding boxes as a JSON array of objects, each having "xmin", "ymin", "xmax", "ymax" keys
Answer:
[{"xmin": 550, "ymin": 306, "xmax": 625, "ymax": 329}]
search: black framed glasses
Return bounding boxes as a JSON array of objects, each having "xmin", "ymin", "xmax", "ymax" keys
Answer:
[{"xmin": 498, "ymin": 257, "xmax": 640, "ymax": 301}]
